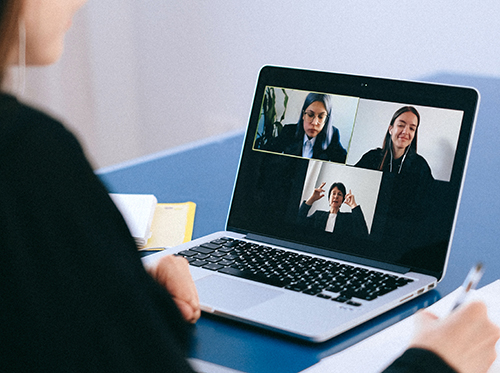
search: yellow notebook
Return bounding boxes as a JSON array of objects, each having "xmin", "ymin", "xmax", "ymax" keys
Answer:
[{"xmin": 144, "ymin": 202, "xmax": 196, "ymax": 248}]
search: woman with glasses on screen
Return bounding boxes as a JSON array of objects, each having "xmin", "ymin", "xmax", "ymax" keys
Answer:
[{"xmin": 266, "ymin": 93, "xmax": 347, "ymax": 163}]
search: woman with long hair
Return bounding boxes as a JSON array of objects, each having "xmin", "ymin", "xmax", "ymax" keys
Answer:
[
  {"xmin": 267, "ymin": 92, "xmax": 347, "ymax": 163},
  {"xmin": 355, "ymin": 106, "xmax": 433, "ymax": 180}
]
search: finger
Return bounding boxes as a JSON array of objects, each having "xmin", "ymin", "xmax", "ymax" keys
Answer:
[
  {"xmin": 415, "ymin": 309, "xmax": 439, "ymax": 327},
  {"xmin": 320, "ymin": 182, "xmax": 326, "ymax": 188},
  {"xmin": 174, "ymin": 299, "xmax": 200, "ymax": 323}
]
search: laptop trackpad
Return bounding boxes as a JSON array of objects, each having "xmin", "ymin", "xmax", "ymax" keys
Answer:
[{"xmin": 195, "ymin": 275, "xmax": 283, "ymax": 312}]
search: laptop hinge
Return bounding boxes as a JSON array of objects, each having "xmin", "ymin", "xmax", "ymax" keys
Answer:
[{"xmin": 245, "ymin": 233, "xmax": 411, "ymax": 274}]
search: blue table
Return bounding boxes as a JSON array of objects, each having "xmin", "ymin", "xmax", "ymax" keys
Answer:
[{"xmin": 98, "ymin": 73, "xmax": 500, "ymax": 372}]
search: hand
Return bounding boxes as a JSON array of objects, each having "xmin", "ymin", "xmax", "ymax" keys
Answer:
[
  {"xmin": 148, "ymin": 255, "xmax": 201, "ymax": 323},
  {"xmin": 344, "ymin": 189, "xmax": 357, "ymax": 209},
  {"xmin": 409, "ymin": 301, "xmax": 500, "ymax": 373},
  {"xmin": 306, "ymin": 181, "xmax": 326, "ymax": 205}
]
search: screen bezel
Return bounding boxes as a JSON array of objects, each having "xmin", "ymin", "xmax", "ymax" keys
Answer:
[{"xmin": 227, "ymin": 65, "xmax": 479, "ymax": 281}]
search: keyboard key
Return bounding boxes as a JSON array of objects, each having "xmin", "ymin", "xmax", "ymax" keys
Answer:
[
  {"xmin": 191, "ymin": 246, "xmax": 215, "ymax": 254},
  {"xmin": 201, "ymin": 243, "xmax": 222, "ymax": 250},
  {"xmin": 317, "ymin": 293, "xmax": 331, "ymax": 299},
  {"xmin": 178, "ymin": 250, "xmax": 197, "ymax": 257},
  {"xmin": 332, "ymin": 296, "xmax": 350, "ymax": 303},
  {"xmin": 190, "ymin": 260, "xmax": 208, "ymax": 267},
  {"xmin": 346, "ymin": 301, "xmax": 362, "ymax": 307},
  {"xmin": 203, "ymin": 263, "xmax": 225, "ymax": 271}
]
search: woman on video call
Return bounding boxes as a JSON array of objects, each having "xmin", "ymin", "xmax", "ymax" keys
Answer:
[
  {"xmin": 298, "ymin": 181, "xmax": 368, "ymax": 238},
  {"xmin": 0, "ymin": 1, "xmax": 498, "ymax": 372},
  {"xmin": 266, "ymin": 92, "xmax": 348, "ymax": 163},
  {"xmin": 355, "ymin": 106, "xmax": 434, "ymax": 181}
]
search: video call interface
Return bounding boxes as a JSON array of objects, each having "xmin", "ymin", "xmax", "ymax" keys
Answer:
[{"xmin": 228, "ymin": 85, "xmax": 468, "ymax": 277}]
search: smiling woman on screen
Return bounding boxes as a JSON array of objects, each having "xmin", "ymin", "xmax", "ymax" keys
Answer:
[{"xmin": 355, "ymin": 106, "xmax": 434, "ymax": 181}]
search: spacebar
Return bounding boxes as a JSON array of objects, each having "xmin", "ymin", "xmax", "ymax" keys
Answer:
[{"xmin": 218, "ymin": 267, "xmax": 285, "ymax": 288}]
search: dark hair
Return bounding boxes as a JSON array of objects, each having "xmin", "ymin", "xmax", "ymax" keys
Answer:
[
  {"xmin": 328, "ymin": 182, "xmax": 346, "ymax": 203},
  {"xmin": 0, "ymin": 0, "xmax": 23, "ymax": 86},
  {"xmin": 295, "ymin": 93, "xmax": 334, "ymax": 151},
  {"xmin": 378, "ymin": 106, "xmax": 420, "ymax": 171}
]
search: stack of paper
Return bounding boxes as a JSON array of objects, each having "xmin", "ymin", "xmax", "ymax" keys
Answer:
[{"xmin": 109, "ymin": 193, "xmax": 157, "ymax": 247}]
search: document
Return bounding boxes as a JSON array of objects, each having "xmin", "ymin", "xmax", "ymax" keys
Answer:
[
  {"xmin": 144, "ymin": 202, "xmax": 196, "ymax": 248},
  {"xmin": 302, "ymin": 280, "xmax": 500, "ymax": 373},
  {"xmin": 109, "ymin": 193, "xmax": 157, "ymax": 247}
]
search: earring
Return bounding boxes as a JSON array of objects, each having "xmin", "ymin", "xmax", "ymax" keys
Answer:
[{"xmin": 17, "ymin": 19, "xmax": 26, "ymax": 95}]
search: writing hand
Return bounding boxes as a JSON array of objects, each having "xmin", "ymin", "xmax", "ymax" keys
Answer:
[{"xmin": 409, "ymin": 301, "xmax": 500, "ymax": 373}]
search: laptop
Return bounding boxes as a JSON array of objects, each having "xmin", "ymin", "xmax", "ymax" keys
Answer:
[{"xmin": 142, "ymin": 65, "xmax": 479, "ymax": 342}]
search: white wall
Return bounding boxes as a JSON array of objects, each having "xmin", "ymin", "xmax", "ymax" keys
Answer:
[{"xmin": 17, "ymin": 0, "xmax": 500, "ymax": 168}]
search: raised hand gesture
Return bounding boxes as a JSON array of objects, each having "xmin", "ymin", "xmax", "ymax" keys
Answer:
[{"xmin": 306, "ymin": 181, "xmax": 326, "ymax": 206}]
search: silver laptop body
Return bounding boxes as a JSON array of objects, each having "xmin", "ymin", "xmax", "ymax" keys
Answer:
[{"xmin": 143, "ymin": 66, "xmax": 478, "ymax": 342}]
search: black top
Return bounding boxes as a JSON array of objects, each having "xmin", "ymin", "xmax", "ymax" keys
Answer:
[
  {"xmin": 297, "ymin": 201, "xmax": 368, "ymax": 239},
  {"xmin": 265, "ymin": 123, "xmax": 347, "ymax": 163},
  {"xmin": 0, "ymin": 94, "xmax": 195, "ymax": 372},
  {"xmin": 355, "ymin": 147, "xmax": 434, "ymax": 181},
  {"xmin": 0, "ymin": 93, "xmax": 455, "ymax": 372},
  {"xmin": 383, "ymin": 348, "xmax": 456, "ymax": 373}
]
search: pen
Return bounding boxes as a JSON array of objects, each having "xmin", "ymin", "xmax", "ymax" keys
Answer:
[{"xmin": 451, "ymin": 262, "xmax": 484, "ymax": 311}]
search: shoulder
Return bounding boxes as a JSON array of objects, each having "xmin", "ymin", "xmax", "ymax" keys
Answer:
[
  {"xmin": 407, "ymin": 152, "xmax": 434, "ymax": 179},
  {"xmin": 280, "ymin": 124, "xmax": 299, "ymax": 137},
  {"xmin": 362, "ymin": 148, "xmax": 383, "ymax": 158},
  {"xmin": 0, "ymin": 94, "xmax": 88, "ymax": 168},
  {"xmin": 0, "ymin": 94, "xmax": 78, "ymax": 151},
  {"xmin": 414, "ymin": 153, "xmax": 431, "ymax": 168},
  {"xmin": 330, "ymin": 125, "xmax": 341, "ymax": 135},
  {"xmin": 355, "ymin": 148, "xmax": 383, "ymax": 168}
]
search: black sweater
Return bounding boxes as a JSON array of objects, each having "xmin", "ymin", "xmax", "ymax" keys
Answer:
[{"xmin": 0, "ymin": 94, "xmax": 195, "ymax": 372}]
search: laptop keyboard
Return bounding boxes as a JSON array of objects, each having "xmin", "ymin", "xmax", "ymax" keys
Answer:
[{"xmin": 177, "ymin": 237, "xmax": 413, "ymax": 307}]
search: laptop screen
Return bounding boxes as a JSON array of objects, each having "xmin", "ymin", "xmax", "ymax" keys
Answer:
[{"xmin": 227, "ymin": 66, "xmax": 478, "ymax": 280}]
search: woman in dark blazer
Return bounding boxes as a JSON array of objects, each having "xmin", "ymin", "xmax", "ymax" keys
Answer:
[
  {"xmin": 267, "ymin": 93, "xmax": 347, "ymax": 163},
  {"xmin": 298, "ymin": 182, "xmax": 368, "ymax": 238}
]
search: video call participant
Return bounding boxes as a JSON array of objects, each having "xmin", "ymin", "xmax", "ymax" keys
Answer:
[
  {"xmin": 354, "ymin": 106, "xmax": 439, "ymax": 267},
  {"xmin": 265, "ymin": 93, "xmax": 347, "ymax": 163},
  {"xmin": 355, "ymin": 106, "xmax": 434, "ymax": 181},
  {"xmin": 1, "ymin": 1, "xmax": 498, "ymax": 372},
  {"xmin": 298, "ymin": 182, "xmax": 368, "ymax": 237}
]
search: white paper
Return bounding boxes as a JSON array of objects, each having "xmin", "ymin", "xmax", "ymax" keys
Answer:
[
  {"xmin": 302, "ymin": 280, "xmax": 500, "ymax": 373},
  {"xmin": 109, "ymin": 193, "xmax": 157, "ymax": 247}
]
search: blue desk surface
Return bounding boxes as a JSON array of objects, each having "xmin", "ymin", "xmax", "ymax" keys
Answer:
[{"xmin": 98, "ymin": 73, "xmax": 500, "ymax": 373}]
